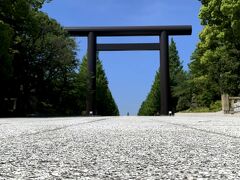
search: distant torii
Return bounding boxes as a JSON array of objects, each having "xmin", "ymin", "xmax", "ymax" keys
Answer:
[{"xmin": 65, "ymin": 26, "xmax": 192, "ymax": 116}]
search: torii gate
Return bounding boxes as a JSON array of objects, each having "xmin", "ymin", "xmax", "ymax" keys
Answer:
[{"xmin": 65, "ymin": 26, "xmax": 192, "ymax": 115}]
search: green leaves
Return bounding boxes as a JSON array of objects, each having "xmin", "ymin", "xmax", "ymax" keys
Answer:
[
  {"xmin": 138, "ymin": 39, "xmax": 188, "ymax": 115},
  {"xmin": 188, "ymin": 0, "xmax": 240, "ymax": 110},
  {"xmin": 75, "ymin": 56, "xmax": 119, "ymax": 116},
  {"xmin": 138, "ymin": 71, "xmax": 161, "ymax": 116},
  {"xmin": 0, "ymin": 0, "xmax": 79, "ymax": 116}
]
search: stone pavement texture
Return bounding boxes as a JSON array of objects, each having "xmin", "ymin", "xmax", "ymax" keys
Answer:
[{"xmin": 0, "ymin": 113, "xmax": 240, "ymax": 179}]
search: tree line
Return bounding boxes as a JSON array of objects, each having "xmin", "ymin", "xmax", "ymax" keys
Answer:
[
  {"xmin": 138, "ymin": 0, "xmax": 240, "ymax": 115},
  {"xmin": 138, "ymin": 39, "xmax": 189, "ymax": 115},
  {"xmin": 0, "ymin": 0, "xmax": 119, "ymax": 116},
  {"xmin": 1, "ymin": 0, "xmax": 239, "ymax": 116}
]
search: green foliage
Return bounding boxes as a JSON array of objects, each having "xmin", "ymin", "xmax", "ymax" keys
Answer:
[
  {"xmin": 188, "ymin": 0, "xmax": 240, "ymax": 110},
  {"xmin": 185, "ymin": 100, "xmax": 222, "ymax": 113},
  {"xmin": 174, "ymin": 72, "xmax": 192, "ymax": 111},
  {"xmin": 138, "ymin": 39, "xmax": 189, "ymax": 115},
  {"xmin": 75, "ymin": 56, "xmax": 119, "ymax": 116},
  {"xmin": 209, "ymin": 100, "xmax": 222, "ymax": 112},
  {"xmin": 15, "ymin": 12, "xmax": 78, "ymax": 116},
  {"xmin": 0, "ymin": 0, "xmax": 119, "ymax": 116},
  {"xmin": 0, "ymin": 22, "xmax": 13, "ymax": 82},
  {"xmin": 96, "ymin": 58, "xmax": 119, "ymax": 116},
  {"xmin": 185, "ymin": 107, "xmax": 210, "ymax": 113},
  {"xmin": 138, "ymin": 71, "xmax": 160, "ymax": 116}
]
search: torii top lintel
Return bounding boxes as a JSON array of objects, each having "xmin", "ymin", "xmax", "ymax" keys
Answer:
[{"xmin": 65, "ymin": 25, "xmax": 192, "ymax": 37}]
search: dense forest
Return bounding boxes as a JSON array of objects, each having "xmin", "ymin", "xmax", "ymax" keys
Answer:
[
  {"xmin": 139, "ymin": 0, "xmax": 240, "ymax": 115},
  {"xmin": 0, "ymin": 0, "xmax": 239, "ymax": 116},
  {"xmin": 0, "ymin": 0, "xmax": 119, "ymax": 116}
]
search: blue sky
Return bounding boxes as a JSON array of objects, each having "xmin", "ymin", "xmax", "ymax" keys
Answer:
[{"xmin": 41, "ymin": 0, "xmax": 202, "ymax": 115}]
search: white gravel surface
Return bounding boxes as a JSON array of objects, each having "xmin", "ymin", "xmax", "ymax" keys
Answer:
[{"xmin": 0, "ymin": 113, "xmax": 240, "ymax": 179}]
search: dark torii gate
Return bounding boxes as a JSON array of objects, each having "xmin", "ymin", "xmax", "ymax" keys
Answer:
[{"xmin": 65, "ymin": 26, "xmax": 192, "ymax": 115}]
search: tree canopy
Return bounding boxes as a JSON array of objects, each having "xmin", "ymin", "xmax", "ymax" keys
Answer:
[
  {"xmin": 187, "ymin": 0, "xmax": 240, "ymax": 110},
  {"xmin": 0, "ymin": 0, "xmax": 119, "ymax": 116}
]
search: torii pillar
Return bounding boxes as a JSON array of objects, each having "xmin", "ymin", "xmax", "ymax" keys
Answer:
[{"xmin": 65, "ymin": 26, "xmax": 192, "ymax": 116}]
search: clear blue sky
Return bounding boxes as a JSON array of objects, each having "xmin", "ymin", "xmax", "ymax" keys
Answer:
[{"xmin": 41, "ymin": 0, "xmax": 202, "ymax": 115}]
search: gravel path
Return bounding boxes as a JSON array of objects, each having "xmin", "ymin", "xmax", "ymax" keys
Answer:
[{"xmin": 0, "ymin": 114, "xmax": 240, "ymax": 179}]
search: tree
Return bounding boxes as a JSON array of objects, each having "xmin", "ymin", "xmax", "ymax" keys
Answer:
[
  {"xmin": 0, "ymin": 22, "xmax": 13, "ymax": 80},
  {"xmin": 169, "ymin": 39, "xmax": 189, "ymax": 112},
  {"xmin": 0, "ymin": 0, "xmax": 31, "ymax": 115},
  {"xmin": 0, "ymin": 0, "xmax": 78, "ymax": 116},
  {"xmin": 138, "ymin": 39, "xmax": 187, "ymax": 115},
  {"xmin": 0, "ymin": 0, "xmax": 119, "ymax": 116},
  {"xmin": 138, "ymin": 71, "xmax": 160, "ymax": 115},
  {"xmin": 199, "ymin": 0, "xmax": 240, "ymax": 95},
  {"xmin": 188, "ymin": 0, "xmax": 240, "ymax": 109},
  {"xmin": 28, "ymin": 13, "xmax": 78, "ymax": 115},
  {"xmin": 75, "ymin": 55, "xmax": 119, "ymax": 116}
]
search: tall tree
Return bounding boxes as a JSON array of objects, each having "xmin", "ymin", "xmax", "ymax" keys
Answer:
[
  {"xmin": 138, "ymin": 39, "xmax": 187, "ymax": 115},
  {"xmin": 188, "ymin": 0, "xmax": 240, "ymax": 108},
  {"xmin": 75, "ymin": 55, "xmax": 119, "ymax": 116},
  {"xmin": 0, "ymin": 0, "xmax": 78, "ymax": 116},
  {"xmin": 169, "ymin": 39, "xmax": 189, "ymax": 112},
  {"xmin": 138, "ymin": 71, "xmax": 160, "ymax": 115},
  {"xmin": 0, "ymin": 0, "xmax": 31, "ymax": 115}
]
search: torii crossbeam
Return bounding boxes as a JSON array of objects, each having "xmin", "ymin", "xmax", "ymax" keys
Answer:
[{"xmin": 65, "ymin": 26, "xmax": 192, "ymax": 116}]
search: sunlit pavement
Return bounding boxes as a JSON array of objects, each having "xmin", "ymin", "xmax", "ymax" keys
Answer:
[{"xmin": 0, "ymin": 114, "xmax": 240, "ymax": 179}]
